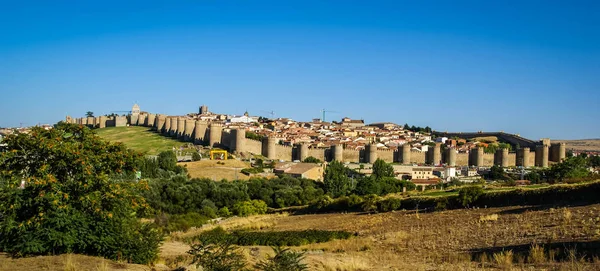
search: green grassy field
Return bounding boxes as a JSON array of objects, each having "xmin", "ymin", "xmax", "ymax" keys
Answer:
[{"xmin": 94, "ymin": 126, "xmax": 189, "ymax": 155}]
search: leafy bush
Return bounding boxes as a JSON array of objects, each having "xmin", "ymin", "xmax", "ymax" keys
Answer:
[
  {"xmin": 361, "ymin": 194, "xmax": 380, "ymax": 212},
  {"xmin": 192, "ymin": 151, "xmax": 202, "ymax": 161},
  {"xmin": 155, "ymin": 212, "xmax": 209, "ymax": 233},
  {"xmin": 254, "ymin": 246, "xmax": 308, "ymax": 271},
  {"xmin": 190, "ymin": 227, "xmax": 353, "ymax": 247},
  {"xmin": 376, "ymin": 197, "xmax": 402, "ymax": 212},
  {"xmin": 0, "ymin": 123, "xmax": 162, "ymax": 264},
  {"xmin": 233, "ymin": 200, "xmax": 268, "ymax": 217},
  {"xmin": 458, "ymin": 186, "xmax": 484, "ymax": 207},
  {"xmin": 188, "ymin": 240, "xmax": 248, "ymax": 271},
  {"xmin": 303, "ymin": 156, "xmax": 322, "ymax": 164},
  {"xmin": 241, "ymin": 168, "xmax": 263, "ymax": 175}
]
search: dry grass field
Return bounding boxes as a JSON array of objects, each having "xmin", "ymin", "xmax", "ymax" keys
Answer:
[
  {"xmin": 555, "ymin": 139, "xmax": 600, "ymax": 152},
  {"xmin": 3, "ymin": 204, "xmax": 600, "ymax": 270},
  {"xmin": 179, "ymin": 159, "xmax": 252, "ymax": 181}
]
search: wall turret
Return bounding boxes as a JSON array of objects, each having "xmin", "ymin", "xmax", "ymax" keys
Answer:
[
  {"xmin": 446, "ymin": 147, "xmax": 457, "ymax": 166},
  {"xmin": 535, "ymin": 139, "xmax": 550, "ymax": 167},
  {"xmin": 367, "ymin": 144, "xmax": 378, "ymax": 163},
  {"xmin": 163, "ymin": 117, "xmax": 171, "ymax": 135},
  {"xmin": 469, "ymin": 147, "xmax": 484, "ymax": 167},
  {"xmin": 184, "ymin": 119, "xmax": 195, "ymax": 141},
  {"xmin": 147, "ymin": 113, "xmax": 156, "ymax": 128},
  {"xmin": 98, "ymin": 116, "xmax": 107, "ymax": 128},
  {"xmin": 401, "ymin": 144, "xmax": 411, "ymax": 164},
  {"xmin": 177, "ymin": 118, "xmax": 185, "ymax": 139},
  {"xmin": 156, "ymin": 115, "xmax": 166, "ymax": 132},
  {"xmin": 333, "ymin": 144, "xmax": 344, "ymax": 162},
  {"xmin": 194, "ymin": 120, "xmax": 208, "ymax": 145},
  {"xmin": 231, "ymin": 128, "xmax": 245, "ymax": 154},
  {"xmin": 299, "ymin": 143, "xmax": 309, "ymax": 161},
  {"xmin": 209, "ymin": 123, "xmax": 223, "ymax": 147},
  {"xmin": 517, "ymin": 147, "xmax": 531, "ymax": 167},
  {"xmin": 263, "ymin": 136, "xmax": 277, "ymax": 160}
]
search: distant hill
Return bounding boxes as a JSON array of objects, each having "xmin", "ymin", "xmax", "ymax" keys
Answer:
[{"xmin": 554, "ymin": 139, "xmax": 600, "ymax": 152}]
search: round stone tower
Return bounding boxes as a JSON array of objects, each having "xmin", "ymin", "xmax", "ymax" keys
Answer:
[
  {"xmin": 194, "ymin": 120, "xmax": 208, "ymax": 145},
  {"xmin": 163, "ymin": 117, "xmax": 171, "ymax": 135},
  {"xmin": 156, "ymin": 115, "xmax": 166, "ymax": 133},
  {"xmin": 469, "ymin": 147, "xmax": 484, "ymax": 167},
  {"xmin": 558, "ymin": 142, "xmax": 566, "ymax": 162},
  {"xmin": 433, "ymin": 143, "xmax": 441, "ymax": 165},
  {"xmin": 184, "ymin": 119, "xmax": 195, "ymax": 142},
  {"xmin": 98, "ymin": 116, "xmax": 107, "ymax": 128},
  {"xmin": 233, "ymin": 128, "xmax": 245, "ymax": 154},
  {"xmin": 177, "ymin": 118, "xmax": 185, "ymax": 139},
  {"xmin": 167, "ymin": 117, "xmax": 176, "ymax": 136},
  {"xmin": 299, "ymin": 143, "xmax": 309, "ymax": 161},
  {"xmin": 517, "ymin": 147, "xmax": 531, "ymax": 167},
  {"xmin": 476, "ymin": 147, "xmax": 484, "ymax": 167},
  {"xmin": 264, "ymin": 136, "xmax": 277, "ymax": 160},
  {"xmin": 501, "ymin": 148, "xmax": 509, "ymax": 167},
  {"xmin": 147, "ymin": 113, "xmax": 156, "ymax": 128},
  {"xmin": 446, "ymin": 147, "xmax": 457, "ymax": 167},
  {"xmin": 333, "ymin": 144, "xmax": 344, "ymax": 162},
  {"xmin": 209, "ymin": 123, "xmax": 223, "ymax": 147},
  {"xmin": 535, "ymin": 144, "xmax": 549, "ymax": 167},
  {"xmin": 367, "ymin": 144, "xmax": 378, "ymax": 163},
  {"xmin": 401, "ymin": 144, "xmax": 411, "ymax": 164}
]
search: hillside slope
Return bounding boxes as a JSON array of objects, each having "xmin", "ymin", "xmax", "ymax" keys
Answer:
[{"xmin": 95, "ymin": 126, "xmax": 189, "ymax": 155}]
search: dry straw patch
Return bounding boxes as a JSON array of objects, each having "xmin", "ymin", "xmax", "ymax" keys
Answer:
[
  {"xmin": 63, "ymin": 253, "xmax": 77, "ymax": 271},
  {"xmin": 307, "ymin": 254, "xmax": 371, "ymax": 271},
  {"xmin": 493, "ymin": 250, "xmax": 514, "ymax": 270},
  {"xmin": 479, "ymin": 213, "xmax": 499, "ymax": 223},
  {"xmin": 171, "ymin": 213, "xmax": 288, "ymax": 241}
]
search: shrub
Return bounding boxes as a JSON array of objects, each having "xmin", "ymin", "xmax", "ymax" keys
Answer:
[
  {"xmin": 191, "ymin": 228, "xmax": 353, "ymax": 247},
  {"xmin": 192, "ymin": 152, "xmax": 202, "ymax": 161},
  {"xmin": 241, "ymin": 168, "xmax": 263, "ymax": 175},
  {"xmin": 188, "ymin": 240, "xmax": 248, "ymax": 271},
  {"xmin": 159, "ymin": 212, "xmax": 209, "ymax": 233},
  {"xmin": 303, "ymin": 156, "xmax": 322, "ymax": 164},
  {"xmin": 361, "ymin": 194, "xmax": 380, "ymax": 212},
  {"xmin": 377, "ymin": 197, "xmax": 402, "ymax": 212},
  {"xmin": 254, "ymin": 246, "xmax": 308, "ymax": 271},
  {"xmin": 458, "ymin": 186, "xmax": 484, "ymax": 207},
  {"xmin": 218, "ymin": 207, "xmax": 232, "ymax": 217},
  {"xmin": 233, "ymin": 200, "xmax": 268, "ymax": 217}
]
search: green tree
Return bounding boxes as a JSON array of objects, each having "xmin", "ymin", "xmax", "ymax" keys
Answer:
[
  {"xmin": 188, "ymin": 240, "xmax": 248, "ymax": 271},
  {"xmin": 85, "ymin": 111, "xmax": 94, "ymax": 118},
  {"xmin": 548, "ymin": 156, "xmax": 590, "ymax": 182},
  {"xmin": 488, "ymin": 165, "xmax": 510, "ymax": 180},
  {"xmin": 303, "ymin": 156, "xmax": 322, "ymax": 164},
  {"xmin": 323, "ymin": 160, "xmax": 350, "ymax": 197},
  {"xmin": 458, "ymin": 186, "xmax": 484, "ymax": 207},
  {"xmin": 0, "ymin": 123, "xmax": 162, "ymax": 263},
  {"xmin": 355, "ymin": 176, "xmax": 380, "ymax": 195},
  {"xmin": 192, "ymin": 151, "xmax": 202, "ymax": 161},
  {"xmin": 157, "ymin": 150, "xmax": 178, "ymax": 172},
  {"xmin": 233, "ymin": 200, "xmax": 268, "ymax": 216},
  {"xmin": 372, "ymin": 159, "xmax": 394, "ymax": 180},
  {"xmin": 254, "ymin": 246, "xmax": 308, "ymax": 271}
]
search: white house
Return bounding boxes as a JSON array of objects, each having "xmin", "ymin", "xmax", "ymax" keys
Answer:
[{"xmin": 229, "ymin": 115, "xmax": 259, "ymax": 123}]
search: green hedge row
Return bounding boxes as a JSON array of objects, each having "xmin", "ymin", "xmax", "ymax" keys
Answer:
[
  {"xmin": 189, "ymin": 227, "xmax": 354, "ymax": 246},
  {"xmin": 306, "ymin": 181, "xmax": 600, "ymax": 213}
]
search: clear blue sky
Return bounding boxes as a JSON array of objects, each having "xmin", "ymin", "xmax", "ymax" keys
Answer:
[{"xmin": 1, "ymin": 1, "xmax": 598, "ymax": 140}]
